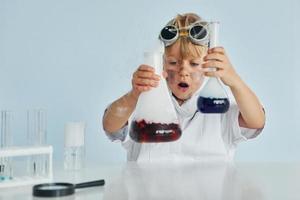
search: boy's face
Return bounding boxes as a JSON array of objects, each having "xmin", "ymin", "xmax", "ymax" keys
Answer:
[{"xmin": 164, "ymin": 41, "xmax": 205, "ymax": 102}]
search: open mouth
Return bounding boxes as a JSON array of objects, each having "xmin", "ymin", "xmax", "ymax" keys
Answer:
[
  {"xmin": 177, "ymin": 82, "xmax": 189, "ymax": 92},
  {"xmin": 178, "ymin": 82, "xmax": 189, "ymax": 88}
]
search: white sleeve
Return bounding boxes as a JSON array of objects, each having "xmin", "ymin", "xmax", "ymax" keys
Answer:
[
  {"xmin": 104, "ymin": 123, "xmax": 128, "ymax": 142},
  {"xmin": 221, "ymin": 100, "xmax": 264, "ymax": 145}
]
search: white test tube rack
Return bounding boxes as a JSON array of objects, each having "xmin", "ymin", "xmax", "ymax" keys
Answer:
[{"xmin": 0, "ymin": 145, "xmax": 53, "ymax": 188}]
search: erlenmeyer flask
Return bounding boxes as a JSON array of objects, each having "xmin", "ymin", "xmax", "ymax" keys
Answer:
[
  {"xmin": 197, "ymin": 21, "xmax": 230, "ymax": 113},
  {"xmin": 129, "ymin": 49, "xmax": 182, "ymax": 143}
]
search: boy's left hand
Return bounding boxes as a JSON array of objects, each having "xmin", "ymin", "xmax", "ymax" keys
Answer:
[{"xmin": 202, "ymin": 47, "xmax": 241, "ymax": 87}]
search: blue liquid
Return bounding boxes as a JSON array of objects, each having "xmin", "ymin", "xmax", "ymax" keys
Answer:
[
  {"xmin": 197, "ymin": 96, "xmax": 230, "ymax": 113},
  {"xmin": 0, "ymin": 176, "xmax": 12, "ymax": 181}
]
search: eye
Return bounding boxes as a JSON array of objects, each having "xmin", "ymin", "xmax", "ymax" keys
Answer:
[
  {"xmin": 191, "ymin": 62, "xmax": 200, "ymax": 67},
  {"xmin": 168, "ymin": 61, "xmax": 177, "ymax": 65}
]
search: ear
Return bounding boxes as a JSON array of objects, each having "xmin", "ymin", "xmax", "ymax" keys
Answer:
[{"xmin": 162, "ymin": 70, "xmax": 168, "ymax": 79}]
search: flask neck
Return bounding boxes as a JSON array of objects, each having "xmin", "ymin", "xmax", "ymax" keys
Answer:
[
  {"xmin": 209, "ymin": 76, "xmax": 221, "ymax": 84},
  {"xmin": 200, "ymin": 76, "xmax": 228, "ymax": 98},
  {"xmin": 155, "ymin": 53, "xmax": 163, "ymax": 76},
  {"xmin": 144, "ymin": 51, "xmax": 163, "ymax": 76},
  {"xmin": 209, "ymin": 22, "xmax": 220, "ymax": 48}
]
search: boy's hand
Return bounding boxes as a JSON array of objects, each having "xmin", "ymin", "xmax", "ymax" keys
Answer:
[
  {"xmin": 131, "ymin": 65, "xmax": 161, "ymax": 96},
  {"xmin": 202, "ymin": 47, "xmax": 241, "ymax": 87}
]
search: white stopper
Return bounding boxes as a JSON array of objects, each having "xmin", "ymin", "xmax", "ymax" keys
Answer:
[{"xmin": 64, "ymin": 122, "xmax": 85, "ymax": 147}]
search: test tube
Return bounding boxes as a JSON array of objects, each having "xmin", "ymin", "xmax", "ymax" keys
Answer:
[
  {"xmin": 0, "ymin": 110, "xmax": 13, "ymax": 181},
  {"xmin": 27, "ymin": 109, "xmax": 47, "ymax": 176}
]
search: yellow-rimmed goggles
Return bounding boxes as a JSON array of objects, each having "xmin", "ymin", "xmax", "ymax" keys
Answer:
[{"xmin": 159, "ymin": 21, "xmax": 209, "ymax": 47}]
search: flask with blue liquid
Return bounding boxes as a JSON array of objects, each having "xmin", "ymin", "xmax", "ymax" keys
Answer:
[{"xmin": 197, "ymin": 21, "xmax": 230, "ymax": 113}]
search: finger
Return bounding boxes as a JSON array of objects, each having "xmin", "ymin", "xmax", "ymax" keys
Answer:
[
  {"xmin": 208, "ymin": 47, "xmax": 226, "ymax": 55},
  {"xmin": 204, "ymin": 53, "xmax": 226, "ymax": 62},
  {"xmin": 138, "ymin": 65, "xmax": 155, "ymax": 72},
  {"xmin": 133, "ymin": 71, "xmax": 160, "ymax": 83},
  {"xmin": 202, "ymin": 60, "xmax": 224, "ymax": 70},
  {"xmin": 136, "ymin": 85, "xmax": 152, "ymax": 92},
  {"xmin": 136, "ymin": 71, "xmax": 160, "ymax": 80},
  {"xmin": 204, "ymin": 70, "xmax": 221, "ymax": 78},
  {"xmin": 135, "ymin": 78, "xmax": 159, "ymax": 87}
]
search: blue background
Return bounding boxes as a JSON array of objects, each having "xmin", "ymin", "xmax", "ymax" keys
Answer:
[{"xmin": 0, "ymin": 0, "xmax": 299, "ymax": 164}]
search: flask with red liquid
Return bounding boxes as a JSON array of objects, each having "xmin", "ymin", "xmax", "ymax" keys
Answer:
[
  {"xmin": 197, "ymin": 22, "xmax": 230, "ymax": 113},
  {"xmin": 129, "ymin": 46, "xmax": 182, "ymax": 143}
]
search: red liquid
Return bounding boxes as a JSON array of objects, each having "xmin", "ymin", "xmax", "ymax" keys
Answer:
[{"xmin": 129, "ymin": 120, "xmax": 182, "ymax": 143}]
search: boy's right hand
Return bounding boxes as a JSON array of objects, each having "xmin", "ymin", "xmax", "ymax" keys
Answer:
[{"xmin": 131, "ymin": 65, "xmax": 161, "ymax": 96}]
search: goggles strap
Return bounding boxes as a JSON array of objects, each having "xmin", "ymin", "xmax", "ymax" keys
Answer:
[{"xmin": 179, "ymin": 29, "xmax": 189, "ymax": 37}]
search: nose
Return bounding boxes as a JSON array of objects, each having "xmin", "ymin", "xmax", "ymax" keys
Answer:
[{"xmin": 178, "ymin": 62, "xmax": 190, "ymax": 78}]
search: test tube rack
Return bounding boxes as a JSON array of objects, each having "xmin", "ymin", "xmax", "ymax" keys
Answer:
[{"xmin": 0, "ymin": 145, "xmax": 53, "ymax": 188}]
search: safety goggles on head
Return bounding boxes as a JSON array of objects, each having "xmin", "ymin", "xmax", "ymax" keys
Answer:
[{"xmin": 159, "ymin": 20, "xmax": 210, "ymax": 47}]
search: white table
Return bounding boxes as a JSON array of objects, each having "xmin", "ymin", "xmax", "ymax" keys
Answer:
[{"xmin": 0, "ymin": 162, "xmax": 299, "ymax": 200}]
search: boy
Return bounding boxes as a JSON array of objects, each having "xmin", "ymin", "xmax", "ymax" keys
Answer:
[{"xmin": 102, "ymin": 13, "xmax": 265, "ymax": 162}]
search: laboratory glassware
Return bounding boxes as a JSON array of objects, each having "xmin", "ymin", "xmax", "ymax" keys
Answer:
[
  {"xmin": 64, "ymin": 122, "xmax": 85, "ymax": 170},
  {"xmin": 0, "ymin": 110, "xmax": 13, "ymax": 181},
  {"xmin": 197, "ymin": 22, "xmax": 230, "ymax": 113},
  {"xmin": 129, "ymin": 48, "xmax": 182, "ymax": 143},
  {"xmin": 27, "ymin": 109, "xmax": 48, "ymax": 176}
]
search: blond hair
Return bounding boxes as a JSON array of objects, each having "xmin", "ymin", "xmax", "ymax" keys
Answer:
[{"xmin": 164, "ymin": 13, "xmax": 208, "ymax": 59}]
